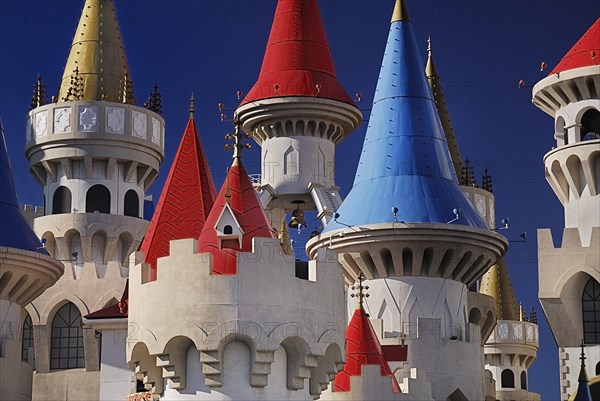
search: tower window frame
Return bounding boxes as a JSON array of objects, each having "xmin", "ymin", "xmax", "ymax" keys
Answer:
[
  {"xmin": 50, "ymin": 303, "xmax": 85, "ymax": 370},
  {"xmin": 582, "ymin": 278, "xmax": 600, "ymax": 344}
]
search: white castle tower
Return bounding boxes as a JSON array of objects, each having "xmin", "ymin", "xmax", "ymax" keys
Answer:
[
  {"xmin": 307, "ymin": 1, "xmax": 508, "ymax": 400},
  {"xmin": 533, "ymin": 18, "xmax": 600, "ymax": 400},
  {"xmin": 0, "ymin": 124, "xmax": 64, "ymax": 401},
  {"xmin": 235, "ymin": 0, "xmax": 362, "ymax": 229},
  {"xmin": 23, "ymin": 0, "xmax": 164, "ymax": 399}
]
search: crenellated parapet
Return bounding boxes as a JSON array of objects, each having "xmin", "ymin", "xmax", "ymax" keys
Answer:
[{"xmin": 127, "ymin": 237, "xmax": 346, "ymax": 399}]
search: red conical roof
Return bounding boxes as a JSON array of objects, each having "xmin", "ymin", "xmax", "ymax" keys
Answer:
[
  {"xmin": 141, "ymin": 113, "xmax": 217, "ymax": 280},
  {"xmin": 241, "ymin": 0, "xmax": 354, "ymax": 105},
  {"xmin": 551, "ymin": 18, "xmax": 600, "ymax": 75},
  {"xmin": 197, "ymin": 160, "xmax": 275, "ymax": 275},
  {"xmin": 333, "ymin": 308, "xmax": 401, "ymax": 393}
]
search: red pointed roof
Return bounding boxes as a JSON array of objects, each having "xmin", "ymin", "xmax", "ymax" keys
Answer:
[
  {"xmin": 333, "ymin": 307, "xmax": 401, "ymax": 393},
  {"xmin": 197, "ymin": 160, "xmax": 275, "ymax": 275},
  {"xmin": 141, "ymin": 113, "xmax": 217, "ymax": 281},
  {"xmin": 241, "ymin": 0, "xmax": 354, "ymax": 106},
  {"xmin": 551, "ymin": 18, "xmax": 600, "ymax": 75},
  {"xmin": 85, "ymin": 281, "xmax": 129, "ymax": 319}
]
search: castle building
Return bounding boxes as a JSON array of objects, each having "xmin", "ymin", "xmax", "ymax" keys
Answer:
[
  {"xmin": 533, "ymin": 17, "xmax": 600, "ymax": 401},
  {"xmin": 10, "ymin": 0, "xmax": 600, "ymax": 400}
]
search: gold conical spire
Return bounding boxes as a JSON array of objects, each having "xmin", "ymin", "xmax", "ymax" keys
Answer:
[
  {"xmin": 425, "ymin": 37, "xmax": 464, "ymax": 182},
  {"xmin": 479, "ymin": 259, "xmax": 519, "ymax": 321},
  {"xmin": 58, "ymin": 0, "xmax": 135, "ymax": 104},
  {"xmin": 278, "ymin": 218, "xmax": 294, "ymax": 257},
  {"xmin": 391, "ymin": 0, "xmax": 411, "ymax": 22}
]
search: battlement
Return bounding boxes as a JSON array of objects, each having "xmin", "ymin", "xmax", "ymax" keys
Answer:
[
  {"xmin": 19, "ymin": 204, "xmax": 44, "ymax": 226},
  {"xmin": 538, "ymin": 226, "xmax": 600, "ymax": 250},
  {"xmin": 127, "ymin": 237, "xmax": 346, "ymax": 397}
]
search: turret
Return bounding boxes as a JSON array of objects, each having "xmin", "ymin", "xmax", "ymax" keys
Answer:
[
  {"xmin": 127, "ymin": 128, "xmax": 346, "ymax": 400},
  {"xmin": 533, "ymin": 18, "xmax": 600, "ymax": 401},
  {"xmin": 307, "ymin": 2, "xmax": 507, "ymax": 399},
  {"xmin": 0, "ymin": 123, "xmax": 63, "ymax": 401},
  {"xmin": 235, "ymin": 0, "xmax": 362, "ymax": 228},
  {"xmin": 22, "ymin": 1, "xmax": 165, "ymax": 399}
]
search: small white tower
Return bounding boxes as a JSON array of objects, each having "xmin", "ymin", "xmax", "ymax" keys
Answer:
[
  {"xmin": 235, "ymin": 0, "xmax": 362, "ymax": 228},
  {"xmin": 23, "ymin": 1, "xmax": 165, "ymax": 399},
  {"xmin": 533, "ymin": 18, "xmax": 600, "ymax": 400}
]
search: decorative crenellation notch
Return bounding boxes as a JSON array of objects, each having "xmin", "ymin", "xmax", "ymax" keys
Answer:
[
  {"xmin": 30, "ymin": 74, "xmax": 47, "ymax": 110},
  {"xmin": 62, "ymin": 67, "xmax": 84, "ymax": 102},
  {"xmin": 144, "ymin": 83, "xmax": 162, "ymax": 114}
]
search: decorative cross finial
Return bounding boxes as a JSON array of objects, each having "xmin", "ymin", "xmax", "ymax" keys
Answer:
[
  {"xmin": 189, "ymin": 93, "xmax": 195, "ymax": 117},
  {"xmin": 225, "ymin": 124, "xmax": 251, "ymax": 164},
  {"xmin": 350, "ymin": 274, "xmax": 370, "ymax": 310},
  {"xmin": 580, "ymin": 339, "xmax": 586, "ymax": 367}
]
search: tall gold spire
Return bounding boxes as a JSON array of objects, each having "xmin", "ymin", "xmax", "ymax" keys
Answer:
[
  {"xmin": 391, "ymin": 0, "xmax": 411, "ymax": 22},
  {"xmin": 58, "ymin": 0, "xmax": 135, "ymax": 104},
  {"xmin": 425, "ymin": 37, "xmax": 464, "ymax": 182},
  {"xmin": 479, "ymin": 260, "xmax": 519, "ymax": 321}
]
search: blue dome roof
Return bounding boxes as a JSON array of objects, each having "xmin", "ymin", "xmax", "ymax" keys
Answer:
[
  {"xmin": 0, "ymin": 123, "xmax": 47, "ymax": 254},
  {"xmin": 324, "ymin": 17, "xmax": 487, "ymax": 232}
]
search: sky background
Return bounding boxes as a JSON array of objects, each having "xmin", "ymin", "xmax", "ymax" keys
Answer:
[{"xmin": 1, "ymin": 0, "xmax": 599, "ymax": 399}]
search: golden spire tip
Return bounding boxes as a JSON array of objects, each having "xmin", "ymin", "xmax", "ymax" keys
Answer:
[
  {"xmin": 391, "ymin": 0, "xmax": 411, "ymax": 23},
  {"xmin": 427, "ymin": 36, "xmax": 432, "ymax": 57}
]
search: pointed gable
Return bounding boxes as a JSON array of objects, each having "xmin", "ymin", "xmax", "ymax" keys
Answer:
[
  {"xmin": 241, "ymin": 0, "xmax": 354, "ymax": 105},
  {"xmin": 141, "ymin": 112, "xmax": 216, "ymax": 280},
  {"xmin": 334, "ymin": 307, "xmax": 401, "ymax": 393},
  {"xmin": 551, "ymin": 18, "xmax": 600, "ymax": 75},
  {"xmin": 197, "ymin": 160, "xmax": 275, "ymax": 275}
]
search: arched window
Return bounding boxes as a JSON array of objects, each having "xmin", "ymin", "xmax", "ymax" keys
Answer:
[
  {"xmin": 596, "ymin": 361, "xmax": 600, "ymax": 375},
  {"xmin": 50, "ymin": 303, "xmax": 84, "ymax": 370},
  {"xmin": 580, "ymin": 109, "xmax": 600, "ymax": 141},
  {"xmin": 223, "ymin": 225, "xmax": 233, "ymax": 235},
  {"xmin": 582, "ymin": 278, "xmax": 600, "ymax": 344},
  {"xmin": 86, "ymin": 185, "xmax": 111, "ymax": 214},
  {"xmin": 52, "ymin": 186, "xmax": 72, "ymax": 214},
  {"xmin": 124, "ymin": 190, "xmax": 139, "ymax": 217},
  {"xmin": 501, "ymin": 369, "xmax": 515, "ymax": 388},
  {"xmin": 520, "ymin": 371, "xmax": 527, "ymax": 390},
  {"xmin": 21, "ymin": 314, "xmax": 34, "ymax": 364}
]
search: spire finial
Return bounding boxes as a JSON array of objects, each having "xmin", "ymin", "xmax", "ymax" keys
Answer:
[
  {"xmin": 189, "ymin": 93, "xmax": 195, "ymax": 117},
  {"xmin": 391, "ymin": 0, "xmax": 411, "ymax": 23},
  {"xmin": 580, "ymin": 340, "xmax": 586, "ymax": 368},
  {"xmin": 350, "ymin": 274, "xmax": 370, "ymax": 310},
  {"xmin": 427, "ymin": 36, "xmax": 432, "ymax": 57},
  {"xmin": 225, "ymin": 125, "xmax": 251, "ymax": 165}
]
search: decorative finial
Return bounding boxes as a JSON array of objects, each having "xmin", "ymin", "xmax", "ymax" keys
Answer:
[
  {"xmin": 350, "ymin": 274, "xmax": 370, "ymax": 311},
  {"xmin": 224, "ymin": 169, "xmax": 231, "ymax": 204},
  {"xmin": 30, "ymin": 74, "xmax": 47, "ymax": 110},
  {"xmin": 225, "ymin": 125, "xmax": 251, "ymax": 165},
  {"xmin": 189, "ymin": 93, "xmax": 195, "ymax": 117},
  {"xmin": 482, "ymin": 167, "xmax": 493, "ymax": 193},
  {"xmin": 427, "ymin": 36, "xmax": 432, "ymax": 57},
  {"xmin": 391, "ymin": 0, "xmax": 411, "ymax": 23},
  {"xmin": 144, "ymin": 83, "xmax": 162, "ymax": 114},
  {"xmin": 580, "ymin": 339, "xmax": 586, "ymax": 368}
]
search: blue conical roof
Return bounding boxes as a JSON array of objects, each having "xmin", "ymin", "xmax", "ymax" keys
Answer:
[
  {"xmin": 324, "ymin": 8, "xmax": 487, "ymax": 232},
  {"xmin": 0, "ymin": 122, "xmax": 46, "ymax": 254}
]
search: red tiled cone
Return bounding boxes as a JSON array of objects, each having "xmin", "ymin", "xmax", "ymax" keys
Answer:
[
  {"xmin": 141, "ymin": 116, "xmax": 217, "ymax": 280},
  {"xmin": 197, "ymin": 160, "xmax": 275, "ymax": 275},
  {"xmin": 241, "ymin": 0, "xmax": 354, "ymax": 105},
  {"xmin": 551, "ymin": 18, "xmax": 600, "ymax": 75},
  {"xmin": 334, "ymin": 308, "xmax": 401, "ymax": 393}
]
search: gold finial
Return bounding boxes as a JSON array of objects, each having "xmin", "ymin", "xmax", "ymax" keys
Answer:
[
  {"xmin": 189, "ymin": 93, "xmax": 195, "ymax": 117},
  {"xmin": 519, "ymin": 302, "xmax": 524, "ymax": 321},
  {"xmin": 225, "ymin": 125, "xmax": 251, "ymax": 165},
  {"xmin": 58, "ymin": 0, "xmax": 135, "ymax": 104},
  {"xmin": 427, "ymin": 36, "xmax": 432, "ymax": 57},
  {"xmin": 391, "ymin": 0, "xmax": 411, "ymax": 22},
  {"xmin": 278, "ymin": 218, "xmax": 294, "ymax": 256},
  {"xmin": 30, "ymin": 74, "xmax": 47, "ymax": 110},
  {"xmin": 350, "ymin": 274, "xmax": 370, "ymax": 310}
]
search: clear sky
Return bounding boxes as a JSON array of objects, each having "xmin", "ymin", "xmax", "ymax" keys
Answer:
[{"xmin": 1, "ymin": 1, "xmax": 598, "ymax": 399}]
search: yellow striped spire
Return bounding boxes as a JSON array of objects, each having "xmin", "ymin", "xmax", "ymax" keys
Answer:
[
  {"xmin": 58, "ymin": 0, "xmax": 135, "ymax": 104},
  {"xmin": 479, "ymin": 260, "xmax": 519, "ymax": 321}
]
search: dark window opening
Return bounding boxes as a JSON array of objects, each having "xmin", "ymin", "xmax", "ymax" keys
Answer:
[
  {"xmin": 136, "ymin": 379, "xmax": 146, "ymax": 392},
  {"xmin": 86, "ymin": 185, "xmax": 111, "ymax": 214},
  {"xmin": 21, "ymin": 314, "xmax": 34, "ymax": 364},
  {"xmin": 581, "ymin": 109, "xmax": 600, "ymax": 141},
  {"xmin": 50, "ymin": 303, "xmax": 84, "ymax": 370},
  {"xmin": 295, "ymin": 260, "xmax": 309, "ymax": 280},
  {"xmin": 501, "ymin": 369, "xmax": 515, "ymax": 388},
  {"xmin": 582, "ymin": 278, "xmax": 600, "ymax": 344},
  {"xmin": 124, "ymin": 190, "xmax": 139, "ymax": 217},
  {"xmin": 52, "ymin": 186, "xmax": 72, "ymax": 214},
  {"xmin": 520, "ymin": 371, "xmax": 527, "ymax": 390},
  {"xmin": 223, "ymin": 225, "xmax": 233, "ymax": 235}
]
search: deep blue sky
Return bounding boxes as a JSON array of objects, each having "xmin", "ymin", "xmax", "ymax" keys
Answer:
[{"xmin": 1, "ymin": 1, "xmax": 598, "ymax": 399}]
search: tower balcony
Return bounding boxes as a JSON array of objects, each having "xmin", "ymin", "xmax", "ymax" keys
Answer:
[
  {"xmin": 25, "ymin": 101, "xmax": 165, "ymax": 190},
  {"xmin": 306, "ymin": 223, "xmax": 508, "ymax": 287},
  {"xmin": 0, "ymin": 246, "xmax": 63, "ymax": 305}
]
